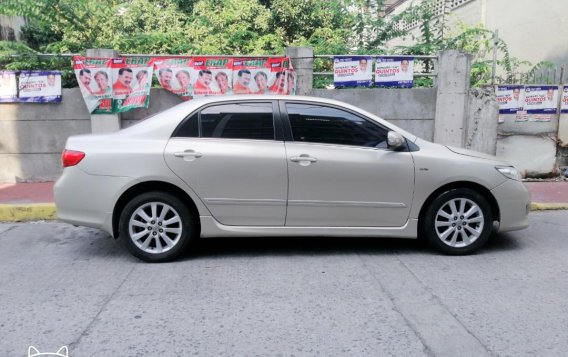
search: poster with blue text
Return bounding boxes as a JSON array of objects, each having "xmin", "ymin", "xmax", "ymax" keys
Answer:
[
  {"xmin": 333, "ymin": 56, "xmax": 372, "ymax": 87},
  {"xmin": 0, "ymin": 70, "xmax": 18, "ymax": 102},
  {"xmin": 524, "ymin": 85, "xmax": 558, "ymax": 114},
  {"xmin": 496, "ymin": 85, "xmax": 524, "ymax": 114},
  {"xmin": 375, "ymin": 56, "xmax": 414, "ymax": 87},
  {"xmin": 561, "ymin": 86, "xmax": 568, "ymax": 113},
  {"xmin": 18, "ymin": 71, "xmax": 62, "ymax": 103}
]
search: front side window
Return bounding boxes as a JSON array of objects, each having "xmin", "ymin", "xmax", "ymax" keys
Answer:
[
  {"xmin": 285, "ymin": 103, "xmax": 388, "ymax": 147},
  {"xmin": 200, "ymin": 102, "xmax": 274, "ymax": 140}
]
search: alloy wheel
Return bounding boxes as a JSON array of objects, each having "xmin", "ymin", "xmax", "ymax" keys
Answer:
[{"xmin": 434, "ymin": 198, "xmax": 484, "ymax": 248}]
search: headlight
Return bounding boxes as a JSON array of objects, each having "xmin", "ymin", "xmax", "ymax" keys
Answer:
[{"xmin": 495, "ymin": 166, "xmax": 521, "ymax": 181}]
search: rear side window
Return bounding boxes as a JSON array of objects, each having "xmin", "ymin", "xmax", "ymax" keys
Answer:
[
  {"xmin": 175, "ymin": 113, "xmax": 198, "ymax": 137},
  {"xmin": 201, "ymin": 102, "xmax": 274, "ymax": 140},
  {"xmin": 285, "ymin": 103, "xmax": 388, "ymax": 147}
]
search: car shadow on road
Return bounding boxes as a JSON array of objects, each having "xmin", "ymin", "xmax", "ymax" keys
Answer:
[{"xmin": 185, "ymin": 232, "xmax": 523, "ymax": 261}]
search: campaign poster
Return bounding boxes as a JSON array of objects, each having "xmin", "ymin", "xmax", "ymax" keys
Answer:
[
  {"xmin": 561, "ymin": 86, "xmax": 568, "ymax": 114},
  {"xmin": 18, "ymin": 71, "xmax": 62, "ymax": 103},
  {"xmin": 333, "ymin": 56, "xmax": 372, "ymax": 87},
  {"xmin": 153, "ymin": 57, "xmax": 193, "ymax": 101},
  {"xmin": 267, "ymin": 57, "xmax": 292, "ymax": 95},
  {"xmin": 232, "ymin": 58, "xmax": 271, "ymax": 95},
  {"xmin": 73, "ymin": 56, "xmax": 113, "ymax": 114},
  {"xmin": 0, "ymin": 70, "xmax": 18, "ymax": 102},
  {"xmin": 285, "ymin": 68, "xmax": 297, "ymax": 95},
  {"xmin": 524, "ymin": 85, "xmax": 558, "ymax": 114},
  {"xmin": 112, "ymin": 57, "xmax": 153, "ymax": 113},
  {"xmin": 496, "ymin": 85, "xmax": 525, "ymax": 114},
  {"xmin": 375, "ymin": 56, "xmax": 414, "ymax": 88},
  {"xmin": 192, "ymin": 57, "xmax": 233, "ymax": 97}
]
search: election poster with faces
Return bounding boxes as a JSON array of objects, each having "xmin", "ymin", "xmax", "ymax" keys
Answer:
[
  {"xmin": 375, "ymin": 56, "xmax": 414, "ymax": 88},
  {"xmin": 333, "ymin": 56, "xmax": 372, "ymax": 87},
  {"xmin": 522, "ymin": 85, "xmax": 558, "ymax": 122},
  {"xmin": 0, "ymin": 71, "xmax": 18, "ymax": 102},
  {"xmin": 267, "ymin": 57, "xmax": 291, "ymax": 95},
  {"xmin": 111, "ymin": 57, "xmax": 153, "ymax": 113},
  {"xmin": 232, "ymin": 58, "xmax": 271, "ymax": 95},
  {"xmin": 496, "ymin": 85, "xmax": 525, "ymax": 114},
  {"xmin": 18, "ymin": 71, "xmax": 62, "ymax": 103},
  {"xmin": 153, "ymin": 57, "xmax": 194, "ymax": 101},
  {"xmin": 192, "ymin": 57, "xmax": 233, "ymax": 97},
  {"xmin": 561, "ymin": 86, "xmax": 568, "ymax": 114},
  {"xmin": 524, "ymin": 86, "xmax": 558, "ymax": 114},
  {"xmin": 73, "ymin": 56, "xmax": 113, "ymax": 114}
]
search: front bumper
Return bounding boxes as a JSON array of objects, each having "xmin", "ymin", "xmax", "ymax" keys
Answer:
[{"xmin": 491, "ymin": 179, "xmax": 530, "ymax": 232}]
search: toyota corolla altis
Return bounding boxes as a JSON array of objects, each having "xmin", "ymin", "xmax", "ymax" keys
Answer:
[{"xmin": 55, "ymin": 95, "xmax": 530, "ymax": 262}]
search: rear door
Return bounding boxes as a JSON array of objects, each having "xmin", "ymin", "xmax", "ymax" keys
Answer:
[{"xmin": 164, "ymin": 101, "xmax": 288, "ymax": 226}]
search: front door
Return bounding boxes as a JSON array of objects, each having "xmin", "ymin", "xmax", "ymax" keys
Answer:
[{"xmin": 282, "ymin": 102, "xmax": 415, "ymax": 227}]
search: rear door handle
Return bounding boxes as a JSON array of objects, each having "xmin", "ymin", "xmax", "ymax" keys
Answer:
[
  {"xmin": 290, "ymin": 155, "xmax": 317, "ymax": 163},
  {"xmin": 174, "ymin": 150, "xmax": 203, "ymax": 159}
]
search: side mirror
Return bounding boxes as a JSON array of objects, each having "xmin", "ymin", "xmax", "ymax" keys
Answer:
[{"xmin": 387, "ymin": 131, "xmax": 405, "ymax": 150}]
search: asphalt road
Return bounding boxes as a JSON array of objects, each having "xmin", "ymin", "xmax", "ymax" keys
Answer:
[{"xmin": 1, "ymin": 211, "xmax": 567, "ymax": 357}]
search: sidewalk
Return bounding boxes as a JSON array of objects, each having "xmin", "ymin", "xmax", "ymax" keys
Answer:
[{"xmin": 1, "ymin": 181, "xmax": 567, "ymax": 222}]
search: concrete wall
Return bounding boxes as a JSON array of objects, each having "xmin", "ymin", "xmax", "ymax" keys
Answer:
[
  {"xmin": 0, "ymin": 88, "xmax": 183, "ymax": 182},
  {"xmin": 0, "ymin": 89, "xmax": 91, "ymax": 182},
  {"xmin": 496, "ymin": 113, "xmax": 560, "ymax": 177},
  {"xmin": 466, "ymin": 88, "xmax": 498, "ymax": 155},
  {"xmin": 121, "ymin": 89, "xmax": 183, "ymax": 127},
  {"xmin": 312, "ymin": 88, "xmax": 436, "ymax": 140}
]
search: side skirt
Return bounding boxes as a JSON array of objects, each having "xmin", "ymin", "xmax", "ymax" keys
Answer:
[{"xmin": 199, "ymin": 216, "xmax": 418, "ymax": 239}]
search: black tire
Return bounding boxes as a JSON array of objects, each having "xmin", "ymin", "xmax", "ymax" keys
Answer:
[
  {"xmin": 119, "ymin": 191, "xmax": 196, "ymax": 262},
  {"xmin": 423, "ymin": 188, "xmax": 493, "ymax": 255}
]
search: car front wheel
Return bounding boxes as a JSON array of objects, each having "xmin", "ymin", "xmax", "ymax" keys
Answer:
[
  {"xmin": 119, "ymin": 191, "xmax": 196, "ymax": 262},
  {"xmin": 423, "ymin": 188, "xmax": 493, "ymax": 255}
]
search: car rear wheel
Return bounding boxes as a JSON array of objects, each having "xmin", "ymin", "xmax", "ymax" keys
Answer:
[
  {"xmin": 119, "ymin": 191, "xmax": 196, "ymax": 262},
  {"xmin": 423, "ymin": 188, "xmax": 493, "ymax": 255}
]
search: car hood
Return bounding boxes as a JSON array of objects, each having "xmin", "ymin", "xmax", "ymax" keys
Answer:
[{"xmin": 446, "ymin": 146, "xmax": 506, "ymax": 163}]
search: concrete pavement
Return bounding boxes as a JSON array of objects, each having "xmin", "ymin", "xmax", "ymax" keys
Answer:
[
  {"xmin": 1, "ymin": 211, "xmax": 568, "ymax": 356},
  {"xmin": 1, "ymin": 180, "xmax": 567, "ymax": 222}
]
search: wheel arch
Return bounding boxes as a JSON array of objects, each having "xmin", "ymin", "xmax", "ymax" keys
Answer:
[
  {"xmin": 112, "ymin": 181, "xmax": 201, "ymax": 239},
  {"xmin": 418, "ymin": 181, "xmax": 500, "ymax": 230}
]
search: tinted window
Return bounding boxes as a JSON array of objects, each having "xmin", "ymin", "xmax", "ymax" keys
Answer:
[
  {"xmin": 286, "ymin": 103, "xmax": 388, "ymax": 147},
  {"xmin": 174, "ymin": 112, "xmax": 199, "ymax": 137},
  {"xmin": 200, "ymin": 102, "xmax": 274, "ymax": 140}
]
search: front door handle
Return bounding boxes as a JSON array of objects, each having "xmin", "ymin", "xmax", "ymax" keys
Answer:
[
  {"xmin": 290, "ymin": 155, "xmax": 318, "ymax": 165},
  {"xmin": 174, "ymin": 150, "xmax": 203, "ymax": 160}
]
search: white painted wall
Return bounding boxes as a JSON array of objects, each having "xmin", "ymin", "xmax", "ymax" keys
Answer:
[
  {"xmin": 0, "ymin": 15, "xmax": 25, "ymax": 41},
  {"xmin": 386, "ymin": 0, "xmax": 568, "ymax": 66}
]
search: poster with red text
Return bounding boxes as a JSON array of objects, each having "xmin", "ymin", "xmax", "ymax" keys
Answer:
[
  {"xmin": 153, "ymin": 57, "xmax": 193, "ymax": 101},
  {"xmin": 112, "ymin": 57, "xmax": 153, "ymax": 113},
  {"xmin": 73, "ymin": 56, "xmax": 113, "ymax": 113},
  {"xmin": 191, "ymin": 57, "xmax": 233, "ymax": 97},
  {"xmin": 232, "ymin": 58, "xmax": 270, "ymax": 94},
  {"xmin": 267, "ymin": 57, "xmax": 292, "ymax": 95}
]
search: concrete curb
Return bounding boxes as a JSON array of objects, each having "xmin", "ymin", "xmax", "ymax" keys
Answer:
[
  {"xmin": 0, "ymin": 204, "xmax": 57, "ymax": 222},
  {"xmin": 531, "ymin": 203, "xmax": 568, "ymax": 211},
  {"xmin": 0, "ymin": 202, "xmax": 566, "ymax": 223}
]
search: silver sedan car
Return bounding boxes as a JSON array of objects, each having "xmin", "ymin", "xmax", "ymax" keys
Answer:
[{"xmin": 55, "ymin": 95, "xmax": 530, "ymax": 262}]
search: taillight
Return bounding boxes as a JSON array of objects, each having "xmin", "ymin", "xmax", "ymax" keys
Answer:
[{"xmin": 61, "ymin": 149, "xmax": 85, "ymax": 167}]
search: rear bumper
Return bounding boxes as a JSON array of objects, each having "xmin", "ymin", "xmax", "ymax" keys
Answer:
[
  {"xmin": 54, "ymin": 166, "xmax": 131, "ymax": 236},
  {"xmin": 491, "ymin": 179, "xmax": 530, "ymax": 232}
]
